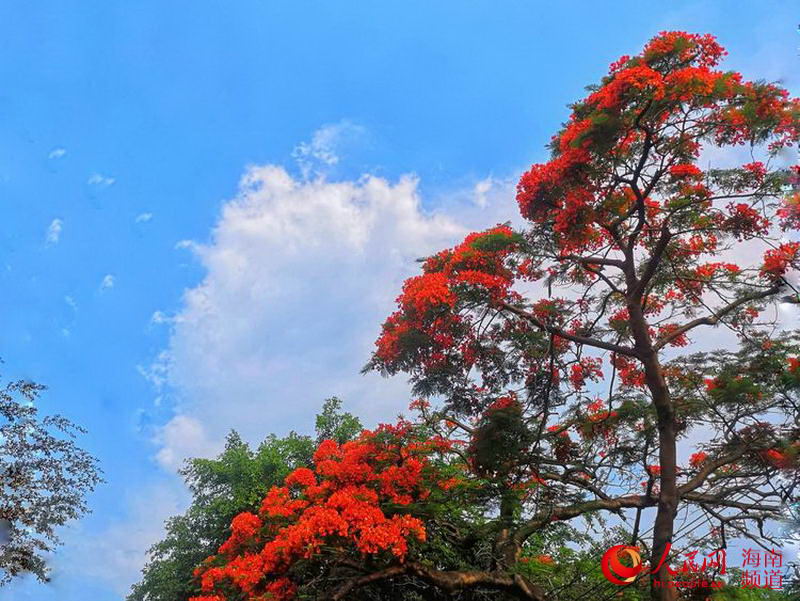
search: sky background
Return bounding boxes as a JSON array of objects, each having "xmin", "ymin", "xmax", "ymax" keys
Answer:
[{"xmin": 1, "ymin": 2, "xmax": 798, "ymax": 599}]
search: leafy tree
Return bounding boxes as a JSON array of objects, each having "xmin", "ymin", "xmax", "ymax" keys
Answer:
[
  {"xmin": 0, "ymin": 376, "xmax": 102, "ymax": 585},
  {"xmin": 192, "ymin": 31, "xmax": 800, "ymax": 601},
  {"xmin": 128, "ymin": 398, "xmax": 361, "ymax": 601},
  {"xmin": 315, "ymin": 397, "xmax": 363, "ymax": 445},
  {"xmin": 363, "ymin": 30, "xmax": 800, "ymax": 601}
]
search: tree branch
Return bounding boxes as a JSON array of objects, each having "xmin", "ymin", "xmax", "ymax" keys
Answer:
[
  {"xmin": 513, "ymin": 494, "xmax": 655, "ymax": 544},
  {"xmin": 327, "ymin": 561, "xmax": 547, "ymax": 601},
  {"xmin": 498, "ymin": 301, "xmax": 640, "ymax": 358},
  {"xmin": 652, "ymin": 284, "xmax": 783, "ymax": 350}
]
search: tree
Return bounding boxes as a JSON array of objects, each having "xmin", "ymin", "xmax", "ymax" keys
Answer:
[
  {"xmin": 190, "ymin": 413, "xmax": 560, "ymax": 601},
  {"xmin": 0, "ymin": 376, "xmax": 102, "ymax": 585},
  {"xmin": 192, "ymin": 31, "xmax": 800, "ymax": 601},
  {"xmin": 363, "ymin": 30, "xmax": 799, "ymax": 600},
  {"xmin": 128, "ymin": 398, "xmax": 361, "ymax": 601}
]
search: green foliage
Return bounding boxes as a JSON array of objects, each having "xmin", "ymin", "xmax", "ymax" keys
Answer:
[
  {"xmin": 314, "ymin": 397, "xmax": 362, "ymax": 444},
  {"xmin": 469, "ymin": 228, "xmax": 521, "ymax": 253},
  {"xmin": 469, "ymin": 401, "xmax": 532, "ymax": 479},
  {"xmin": 127, "ymin": 398, "xmax": 361, "ymax": 601}
]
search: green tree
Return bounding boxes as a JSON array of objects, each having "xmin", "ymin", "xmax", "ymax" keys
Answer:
[{"xmin": 128, "ymin": 398, "xmax": 361, "ymax": 601}]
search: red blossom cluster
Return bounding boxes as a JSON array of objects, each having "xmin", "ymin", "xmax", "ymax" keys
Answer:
[
  {"xmin": 547, "ymin": 425, "xmax": 574, "ymax": 463},
  {"xmin": 612, "ymin": 354, "xmax": 646, "ymax": 388},
  {"xmin": 689, "ymin": 451, "xmax": 709, "ymax": 469},
  {"xmin": 515, "ymin": 30, "xmax": 799, "ymax": 260},
  {"xmin": 374, "ymin": 225, "xmax": 518, "ymax": 369},
  {"xmin": 760, "ymin": 242, "xmax": 800, "ymax": 279},
  {"xmin": 191, "ymin": 423, "xmax": 457, "ymax": 601},
  {"xmin": 760, "ymin": 446, "xmax": 799, "ymax": 471},
  {"xmin": 723, "ymin": 203, "xmax": 770, "ymax": 240},
  {"xmin": 568, "ymin": 357, "xmax": 603, "ymax": 389},
  {"xmin": 672, "ymin": 262, "xmax": 740, "ymax": 300},
  {"xmin": 655, "ymin": 323, "xmax": 689, "ymax": 348},
  {"xmin": 578, "ymin": 398, "xmax": 619, "ymax": 446}
]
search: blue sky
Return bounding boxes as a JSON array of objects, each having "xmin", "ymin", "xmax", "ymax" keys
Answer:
[{"xmin": 1, "ymin": 2, "xmax": 798, "ymax": 599}]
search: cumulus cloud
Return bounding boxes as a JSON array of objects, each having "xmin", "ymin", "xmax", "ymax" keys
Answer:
[
  {"xmin": 45, "ymin": 218, "xmax": 63, "ymax": 245},
  {"xmin": 47, "ymin": 147, "xmax": 66, "ymax": 160},
  {"xmin": 154, "ymin": 415, "xmax": 221, "ymax": 471},
  {"xmin": 149, "ymin": 310, "xmax": 173, "ymax": 325},
  {"xmin": 149, "ymin": 163, "xmax": 515, "ymax": 466},
  {"xmin": 135, "ymin": 212, "xmax": 153, "ymax": 223}
]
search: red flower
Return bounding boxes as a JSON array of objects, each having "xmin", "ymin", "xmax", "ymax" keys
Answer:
[
  {"xmin": 194, "ymin": 424, "xmax": 452, "ymax": 601},
  {"xmin": 689, "ymin": 452, "xmax": 709, "ymax": 468},
  {"xmin": 285, "ymin": 467, "xmax": 317, "ymax": 488},
  {"xmin": 569, "ymin": 357, "xmax": 603, "ymax": 389},
  {"xmin": 742, "ymin": 161, "xmax": 767, "ymax": 181},
  {"xmin": 408, "ymin": 398, "xmax": 430, "ymax": 412},
  {"xmin": 760, "ymin": 242, "xmax": 800, "ymax": 279},
  {"xmin": 669, "ymin": 164, "xmax": 703, "ymax": 179},
  {"xmin": 761, "ymin": 448, "xmax": 792, "ymax": 470}
]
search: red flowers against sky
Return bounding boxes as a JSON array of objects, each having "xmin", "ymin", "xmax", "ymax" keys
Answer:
[{"xmin": 190, "ymin": 424, "xmax": 458, "ymax": 601}]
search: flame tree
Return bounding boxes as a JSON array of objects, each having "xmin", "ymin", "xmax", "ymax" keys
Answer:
[
  {"xmin": 366, "ymin": 30, "xmax": 800, "ymax": 599},
  {"xmin": 192, "ymin": 32, "xmax": 800, "ymax": 601}
]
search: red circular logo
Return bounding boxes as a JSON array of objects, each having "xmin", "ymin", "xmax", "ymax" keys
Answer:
[{"xmin": 601, "ymin": 545, "xmax": 643, "ymax": 585}]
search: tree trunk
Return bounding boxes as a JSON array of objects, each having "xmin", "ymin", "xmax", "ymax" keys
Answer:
[
  {"xmin": 642, "ymin": 351, "xmax": 679, "ymax": 601},
  {"xmin": 496, "ymin": 490, "xmax": 522, "ymax": 569},
  {"xmin": 628, "ymin": 302, "xmax": 679, "ymax": 601}
]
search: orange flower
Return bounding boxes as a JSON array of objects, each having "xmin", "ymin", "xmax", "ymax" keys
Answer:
[{"xmin": 689, "ymin": 452, "xmax": 709, "ymax": 468}]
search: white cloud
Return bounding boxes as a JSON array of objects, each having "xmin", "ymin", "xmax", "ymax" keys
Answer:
[
  {"xmin": 136, "ymin": 350, "xmax": 171, "ymax": 392},
  {"xmin": 149, "ymin": 164, "xmax": 515, "ymax": 467},
  {"xmin": 135, "ymin": 212, "xmax": 153, "ymax": 223},
  {"xmin": 88, "ymin": 173, "xmax": 115, "ymax": 187},
  {"xmin": 45, "ymin": 218, "xmax": 63, "ymax": 245},
  {"xmin": 154, "ymin": 415, "xmax": 221, "ymax": 471},
  {"xmin": 149, "ymin": 310, "xmax": 173, "ymax": 325},
  {"xmin": 174, "ymin": 239, "xmax": 195, "ymax": 251},
  {"xmin": 292, "ymin": 120, "xmax": 367, "ymax": 179},
  {"xmin": 473, "ymin": 178, "xmax": 493, "ymax": 208},
  {"xmin": 100, "ymin": 274, "xmax": 115, "ymax": 290},
  {"xmin": 47, "ymin": 147, "xmax": 66, "ymax": 160}
]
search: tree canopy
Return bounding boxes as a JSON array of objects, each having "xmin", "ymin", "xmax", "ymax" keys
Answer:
[
  {"xmin": 129, "ymin": 398, "xmax": 361, "ymax": 601},
  {"xmin": 0, "ymin": 376, "xmax": 102, "ymax": 585}
]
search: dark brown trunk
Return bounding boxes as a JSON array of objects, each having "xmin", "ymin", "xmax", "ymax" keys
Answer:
[
  {"xmin": 642, "ymin": 352, "xmax": 679, "ymax": 601},
  {"xmin": 627, "ymin": 302, "xmax": 679, "ymax": 601}
]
